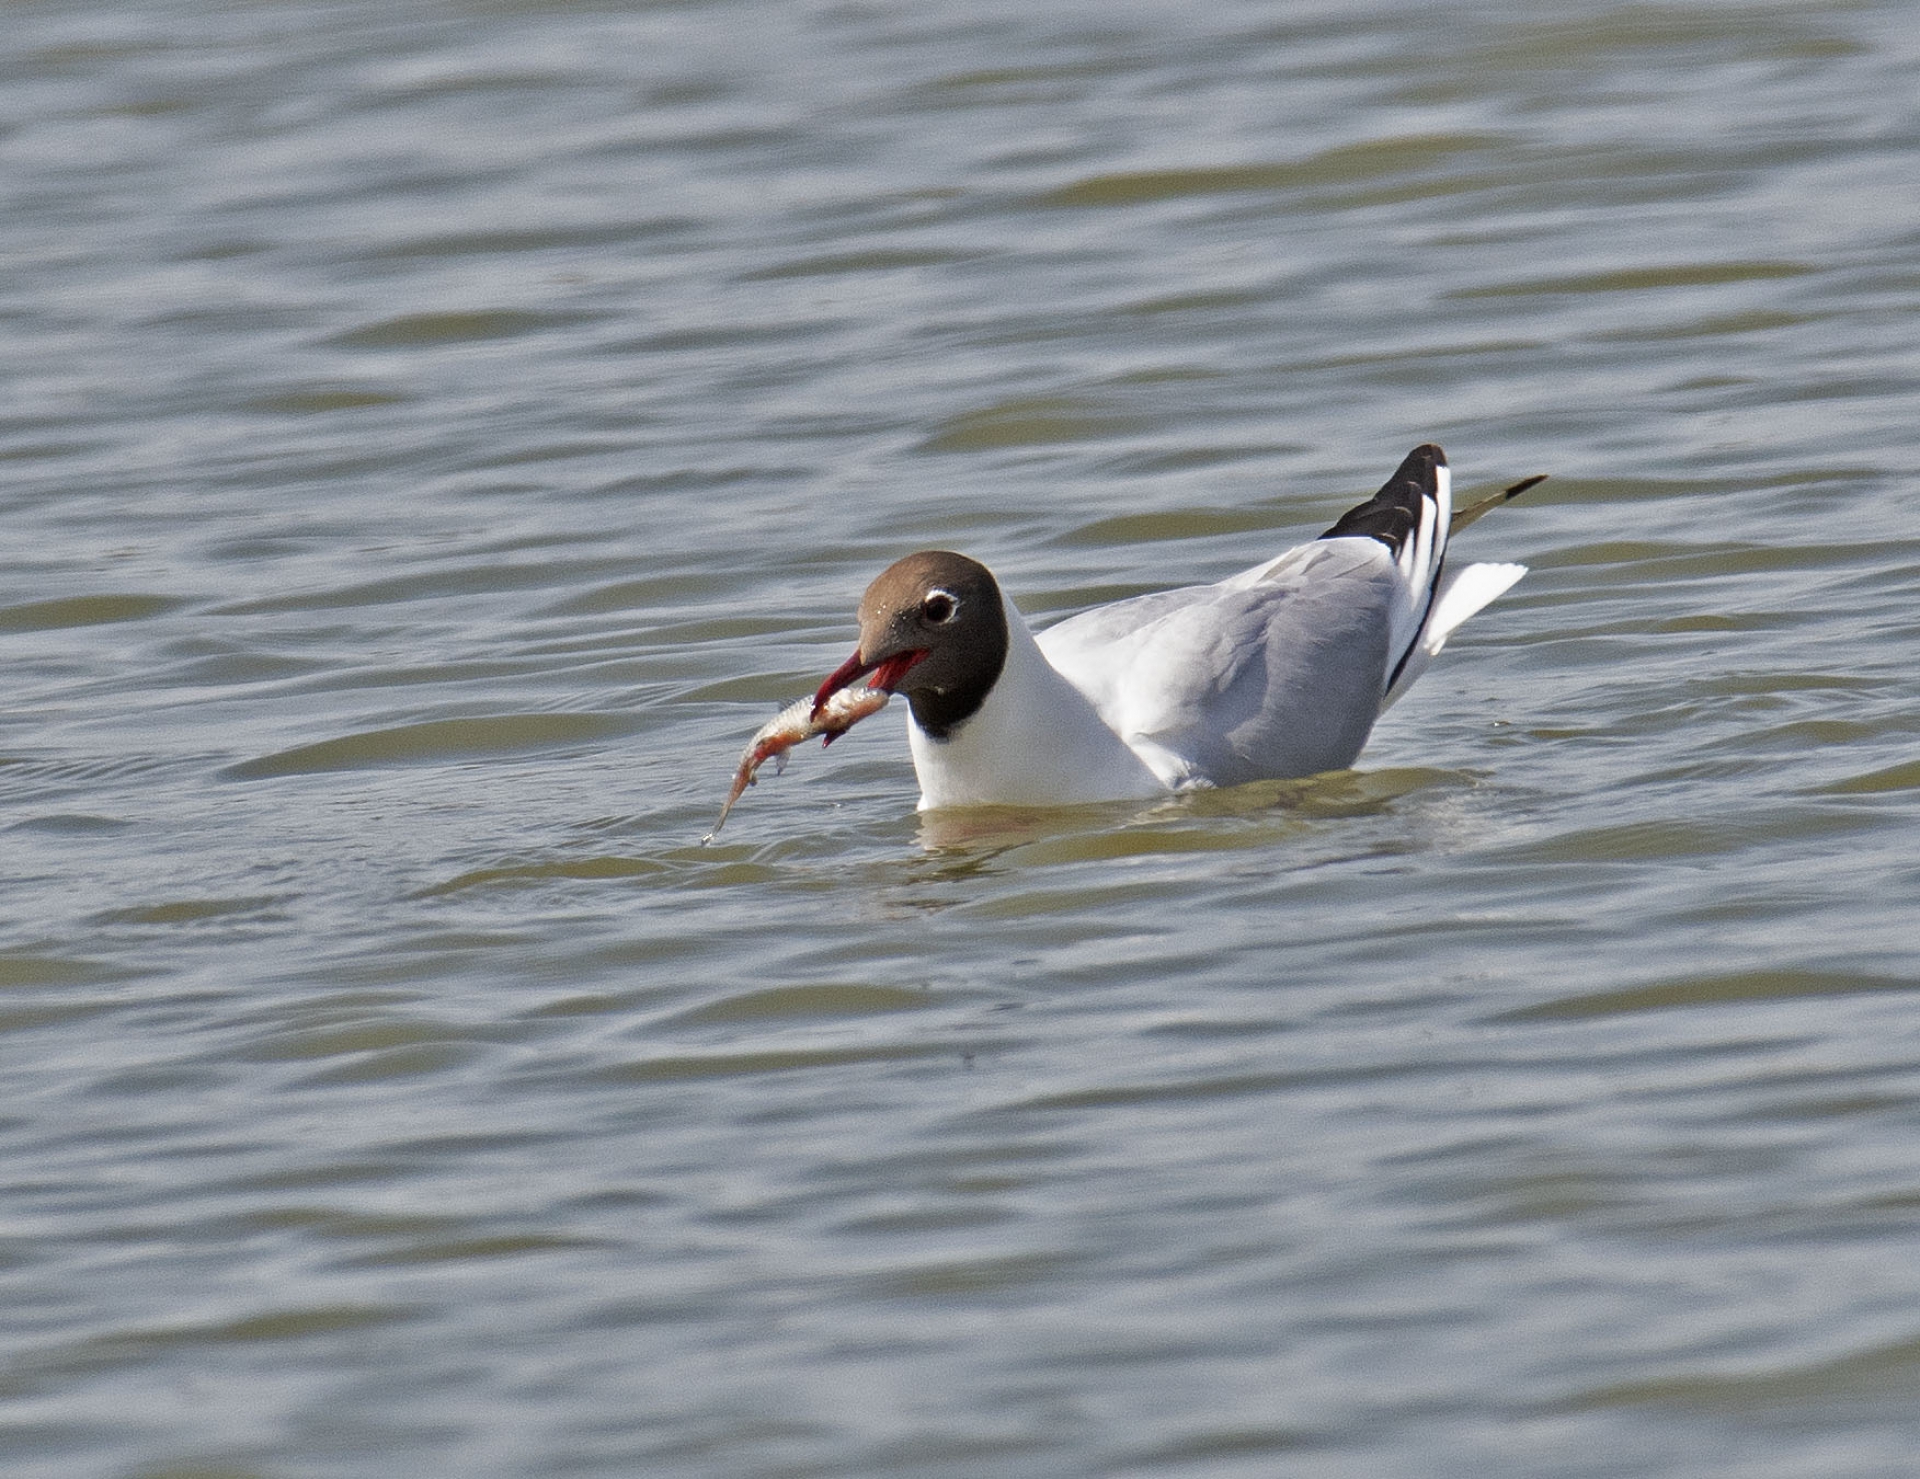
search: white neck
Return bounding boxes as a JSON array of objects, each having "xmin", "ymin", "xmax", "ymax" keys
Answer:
[{"xmin": 907, "ymin": 593, "xmax": 1166, "ymax": 810}]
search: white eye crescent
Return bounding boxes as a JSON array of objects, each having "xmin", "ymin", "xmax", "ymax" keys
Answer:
[{"xmin": 920, "ymin": 589, "xmax": 959, "ymax": 624}]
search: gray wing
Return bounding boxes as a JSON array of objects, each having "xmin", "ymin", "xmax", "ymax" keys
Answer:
[{"xmin": 1035, "ymin": 540, "xmax": 1398, "ymax": 786}]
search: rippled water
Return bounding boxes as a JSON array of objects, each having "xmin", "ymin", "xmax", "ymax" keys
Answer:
[{"xmin": 5, "ymin": 1, "xmax": 1920, "ymax": 1475}]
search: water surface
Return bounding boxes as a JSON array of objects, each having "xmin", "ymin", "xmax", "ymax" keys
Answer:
[{"xmin": 5, "ymin": 1, "xmax": 1920, "ymax": 1475}]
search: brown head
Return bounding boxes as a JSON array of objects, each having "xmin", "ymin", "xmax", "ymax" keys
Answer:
[{"xmin": 812, "ymin": 551, "xmax": 1009, "ymax": 740}]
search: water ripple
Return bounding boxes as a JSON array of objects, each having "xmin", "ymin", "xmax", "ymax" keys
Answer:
[{"xmin": 4, "ymin": 1, "xmax": 1920, "ymax": 1475}]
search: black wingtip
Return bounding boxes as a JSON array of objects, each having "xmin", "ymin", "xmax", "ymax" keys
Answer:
[
  {"xmin": 1319, "ymin": 443, "xmax": 1445, "ymax": 554},
  {"xmin": 1447, "ymin": 470, "xmax": 1547, "ymax": 536}
]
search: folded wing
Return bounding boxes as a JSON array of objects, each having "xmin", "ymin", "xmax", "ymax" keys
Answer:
[{"xmin": 1036, "ymin": 445, "xmax": 1527, "ymax": 786}]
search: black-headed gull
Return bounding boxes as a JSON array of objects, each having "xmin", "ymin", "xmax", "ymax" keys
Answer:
[{"xmin": 807, "ymin": 444, "xmax": 1535, "ymax": 811}]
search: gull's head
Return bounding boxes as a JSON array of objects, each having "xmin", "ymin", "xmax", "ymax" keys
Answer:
[{"xmin": 813, "ymin": 551, "xmax": 1009, "ymax": 739}]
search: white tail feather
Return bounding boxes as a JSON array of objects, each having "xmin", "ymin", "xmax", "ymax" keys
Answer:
[
  {"xmin": 1382, "ymin": 560, "xmax": 1526, "ymax": 709},
  {"xmin": 1385, "ymin": 463, "xmax": 1451, "ymax": 668}
]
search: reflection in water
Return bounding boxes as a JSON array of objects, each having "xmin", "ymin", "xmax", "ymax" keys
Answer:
[
  {"xmin": 912, "ymin": 765, "xmax": 1468, "ymax": 854},
  {"xmin": 913, "ymin": 799, "xmax": 1144, "ymax": 855}
]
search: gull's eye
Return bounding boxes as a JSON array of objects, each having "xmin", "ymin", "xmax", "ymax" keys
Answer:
[{"xmin": 920, "ymin": 590, "xmax": 958, "ymax": 625}]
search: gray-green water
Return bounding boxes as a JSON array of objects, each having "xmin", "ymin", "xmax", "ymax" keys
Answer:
[{"xmin": 6, "ymin": 2, "xmax": 1920, "ymax": 1475}]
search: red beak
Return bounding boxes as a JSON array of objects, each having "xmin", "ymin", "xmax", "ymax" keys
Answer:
[{"xmin": 812, "ymin": 647, "xmax": 927, "ymax": 719}]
